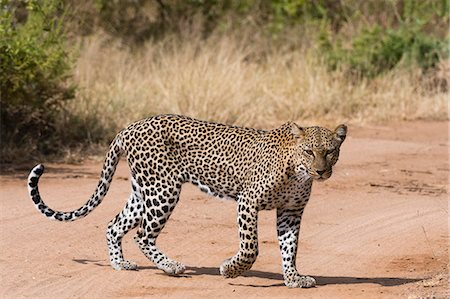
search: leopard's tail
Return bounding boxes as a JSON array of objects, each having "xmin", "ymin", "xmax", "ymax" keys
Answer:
[{"xmin": 27, "ymin": 133, "xmax": 124, "ymax": 222}]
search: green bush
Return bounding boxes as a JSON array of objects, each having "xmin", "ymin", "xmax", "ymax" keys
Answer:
[
  {"xmin": 319, "ymin": 0, "xmax": 449, "ymax": 77},
  {"xmin": 320, "ymin": 24, "xmax": 448, "ymax": 78},
  {"xmin": 0, "ymin": 0, "xmax": 75, "ymax": 162}
]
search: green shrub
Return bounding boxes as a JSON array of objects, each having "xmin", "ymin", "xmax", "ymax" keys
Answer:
[
  {"xmin": 320, "ymin": 24, "xmax": 448, "ymax": 78},
  {"xmin": 319, "ymin": 0, "xmax": 449, "ymax": 78},
  {"xmin": 0, "ymin": 0, "xmax": 75, "ymax": 162}
]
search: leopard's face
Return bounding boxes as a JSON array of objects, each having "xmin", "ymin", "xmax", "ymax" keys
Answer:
[{"xmin": 292, "ymin": 124, "xmax": 347, "ymax": 181}]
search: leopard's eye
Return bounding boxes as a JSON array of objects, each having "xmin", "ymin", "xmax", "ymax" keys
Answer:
[{"xmin": 305, "ymin": 149, "xmax": 314, "ymax": 156}]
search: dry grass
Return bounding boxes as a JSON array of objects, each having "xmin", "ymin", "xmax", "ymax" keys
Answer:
[{"xmin": 70, "ymin": 29, "xmax": 449, "ymax": 137}]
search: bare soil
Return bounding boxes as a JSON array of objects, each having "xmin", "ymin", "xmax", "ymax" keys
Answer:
[{"xmin": 0, "ymin": 121, "xmax": 448, "ymax": 298}]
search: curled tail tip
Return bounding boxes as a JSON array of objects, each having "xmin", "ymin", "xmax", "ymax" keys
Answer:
[{"xmin": 32, "ymin": 164, "xmax": 45, "ymax": 175}]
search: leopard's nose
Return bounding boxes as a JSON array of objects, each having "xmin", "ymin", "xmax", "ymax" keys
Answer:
[{"xmin": 316, "ymin": 170, "xmax": 325, "ymax": 176}]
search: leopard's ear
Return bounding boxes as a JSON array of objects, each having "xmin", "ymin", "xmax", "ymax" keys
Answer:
[
  {"xmin": 291, "ymin": 123, "xmax": 306, "ymax": 139},
  {"xmin": 334, "ymin": 124, "xmax": 347, "ymax": 143}
]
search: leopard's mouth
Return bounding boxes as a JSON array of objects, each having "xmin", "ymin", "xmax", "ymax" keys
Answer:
[
  {"xmin": 310, "ymin": 170, "xmax": 332, "ymax": 181},
  {"xmin": 315, "ymin": 176, "xmax": 328, "ymax": 181}
]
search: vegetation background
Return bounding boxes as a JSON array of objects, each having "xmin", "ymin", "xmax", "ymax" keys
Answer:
[{"xmin": 1, "ymin": 0, "xmax": 449, "ymax": 163}]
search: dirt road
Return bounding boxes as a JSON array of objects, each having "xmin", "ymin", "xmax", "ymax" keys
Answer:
[{"xmin": 0, "ymin": 121, "xmax": 448, "ymax": 298}]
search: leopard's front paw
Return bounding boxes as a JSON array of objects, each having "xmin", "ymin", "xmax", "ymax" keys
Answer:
[
  {"xmin": 220, "ymin": 258, "xmax": 242, "ymax": 278},
  {"xmin": 159, "ymin": 260, "xmax": 186, "ymax": 275},
  {"xmin": 285, "ymin": 275, "xmax": 316, "ymax": 288}
]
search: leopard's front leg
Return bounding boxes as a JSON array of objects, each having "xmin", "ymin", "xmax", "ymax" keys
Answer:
[
  {"xmin": 220, "ymin": 197, "xmax": 258, "ymax": 278},
  {"xmin": 277, "ymin": 207, "xmax": 316, "ymax": 288}
]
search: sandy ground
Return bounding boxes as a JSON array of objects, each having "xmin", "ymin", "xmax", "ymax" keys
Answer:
[{"xmin": 0, "ymin": 121, "xmax": 448, "ymax": 299}]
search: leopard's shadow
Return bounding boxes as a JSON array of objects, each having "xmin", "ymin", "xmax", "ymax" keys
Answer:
[
  {"xmin": 182, "ymin": 266, "xmax": 423, "ymax": 288},
  {"xmin": 73, "ymin": 259, "xmax": 423, "ymax": 288}
]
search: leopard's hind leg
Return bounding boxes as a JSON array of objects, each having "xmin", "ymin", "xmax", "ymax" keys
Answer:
[
  {"xmin": 134, "ymin": 178, "xmax": 185, "ymax": 275},
  {"xmin": 107, "ymin": 177, "xmax": 144, "ymax": 270}
]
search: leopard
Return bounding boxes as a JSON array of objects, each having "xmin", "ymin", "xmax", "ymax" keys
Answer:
[{"xmin": 27, "ymin": 114, "xmax": 347, "ymax": 288}]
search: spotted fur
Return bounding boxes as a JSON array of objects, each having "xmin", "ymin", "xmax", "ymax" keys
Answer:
[{"xmin": 27, "ymin": 114, "xmax": 347, "ymax": 288}]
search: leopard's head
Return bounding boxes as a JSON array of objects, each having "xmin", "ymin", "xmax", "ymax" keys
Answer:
[{"xmin": 291, "ymin": 123, "xmax": 347, "ymax": 181}]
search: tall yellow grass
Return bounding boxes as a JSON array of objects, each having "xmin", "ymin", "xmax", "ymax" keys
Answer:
[{"xmin": 70, "ymin": 30, "xmax": 448, "ymax": 135}]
